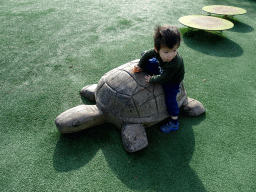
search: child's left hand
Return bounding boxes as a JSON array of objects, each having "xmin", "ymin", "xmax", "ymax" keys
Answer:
[{"xmin": 145, "ymin": 75, "xmax": 151, "ymax": 82}]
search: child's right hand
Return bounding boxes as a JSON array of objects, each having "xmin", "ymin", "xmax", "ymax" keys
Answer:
[{"xmin": 132, "ymin": 65, "xmax": 143, "ymax": 73}]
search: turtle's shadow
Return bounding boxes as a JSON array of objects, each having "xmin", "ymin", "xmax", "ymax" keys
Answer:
[
  {"xmin": 52, "ymin": 123, "xmax": 119, "ymax": 172},
  {"xmin": 80, "ymin": 94, "xmax": 95, "ymax": 105},
  {"xmin": 53, "ymin": 112, "xmax": 207, "ymax": 191},
  {"xmin": 180, "ymin": 28, "xmax": 244, "ymax": 57}
]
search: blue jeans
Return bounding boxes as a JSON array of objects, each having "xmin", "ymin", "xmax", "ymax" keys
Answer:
[{"xmin": 146, "ymin": 57, "xmax": 180, "ymax": 117}]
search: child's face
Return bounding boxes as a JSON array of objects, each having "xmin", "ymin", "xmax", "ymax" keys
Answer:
[{"xmin": 155, "ymin": 44, "xmax": 179, "ymax": 62}]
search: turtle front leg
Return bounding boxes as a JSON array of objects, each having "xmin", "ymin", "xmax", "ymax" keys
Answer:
[
  {"xmin": 80, "ymin": 84, "xmax": 97, "ymax": 101},
  {"xmin": 121, "ymin": 124, "xmax": 148, "ymax": 153}
]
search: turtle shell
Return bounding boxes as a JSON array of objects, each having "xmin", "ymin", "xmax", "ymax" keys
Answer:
[{"xmin": 95, "ymin": 60, "xmax": 186, "ymax": 124}]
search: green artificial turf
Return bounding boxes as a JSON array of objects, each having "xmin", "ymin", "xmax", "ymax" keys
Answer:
[{"xmin": 1, "ymin": 0, "xmax": 256, "ymax": 191}]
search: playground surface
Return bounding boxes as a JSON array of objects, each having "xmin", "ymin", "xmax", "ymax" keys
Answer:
[{"xmin": 1, "ymin": 0, "xmax": 256, "ymax": 191}]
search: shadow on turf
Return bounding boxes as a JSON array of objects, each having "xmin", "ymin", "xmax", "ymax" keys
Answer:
[
  {"xmin": 226, "ymin": 19, "xmax": 254, "ymax": 33},
  {"xmin": 53, "ymin": 112, "xmax": 207, "ymax": 191},
  {"xmin": 180, "ymin": 28, "xmax": 244, "ymax": 57}
]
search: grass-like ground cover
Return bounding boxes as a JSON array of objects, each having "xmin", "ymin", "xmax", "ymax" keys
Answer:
[{"xmin": 1, "ymin": 0, "xmax": 256, "ymax": 191}]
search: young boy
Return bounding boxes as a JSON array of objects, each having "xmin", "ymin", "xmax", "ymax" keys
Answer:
[{"xmin": 133, "ymin": 25, "xmax": 185, "ymax": 133}]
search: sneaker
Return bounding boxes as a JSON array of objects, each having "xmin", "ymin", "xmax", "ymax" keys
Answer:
[{"xmin": 160, "ymin": 121, "xmax": 179, "ymax": 133}]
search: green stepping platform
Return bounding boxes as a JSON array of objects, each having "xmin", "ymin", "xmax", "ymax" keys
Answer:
[
  {"xmin": 179, "ymin": 15, "xmax": 234, "ymax": 32},
  {"xmin": 202, "ymin": 5, "xmax": 247, "ymax": 16}
]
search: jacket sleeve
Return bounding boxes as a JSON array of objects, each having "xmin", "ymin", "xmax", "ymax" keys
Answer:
[
  {"xmin": 137, "ymin": 49, "xmax": 157, "ymax": 69},
  {"xmin": 149, "ymin": 65, "xmax": 178, "ymax": 83},
  {"xmin": 149, "ymin": 55, "xmax": 185, "ymax": 84}
]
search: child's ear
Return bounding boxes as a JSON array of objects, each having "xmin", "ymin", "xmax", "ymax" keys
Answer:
[{"xmin": 154, "ymin": 47, "xmax": 158, "ymax": 53}]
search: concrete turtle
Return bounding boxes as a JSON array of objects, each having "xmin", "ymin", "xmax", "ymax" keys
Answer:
[{"xmin": 55, "ymin": 59, "xmax": 205, "ymax": 152}]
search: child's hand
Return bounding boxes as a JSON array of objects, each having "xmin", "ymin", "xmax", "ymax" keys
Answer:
[
  {"xmin": 132, "ymin": 65, "xmax": 142, "ymax": 73},
  {"xmin": 145, "ymin": 75, "xmax": 151, "ymax": 82}
]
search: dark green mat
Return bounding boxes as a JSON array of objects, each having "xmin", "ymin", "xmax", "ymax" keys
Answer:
[{"xmin": 1, "ymin": 0, "xmax": 256, "ymax": 191}]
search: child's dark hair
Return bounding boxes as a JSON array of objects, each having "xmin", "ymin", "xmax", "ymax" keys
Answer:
[{"xmin": 154, "ymin": 25, "xmax": 181, "ymax": 51}]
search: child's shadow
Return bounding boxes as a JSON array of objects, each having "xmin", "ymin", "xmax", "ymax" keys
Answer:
[
  {"xmin": 53, "ymin": 111, "xmax": 207, "ymax": 191},
  {"xmin": 180, "ymin": 28, "xmax": 244, "ymax": 57}
]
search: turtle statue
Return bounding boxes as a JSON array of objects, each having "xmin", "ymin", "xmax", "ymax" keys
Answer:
[{"xmin": 55, "ymin": 59, "xmax": 205, "ymax": 152}]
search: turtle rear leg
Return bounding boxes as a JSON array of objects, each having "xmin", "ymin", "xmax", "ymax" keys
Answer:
[
  {"xmin": 182, "ymin": 97, "xmax": 205, "ymax": 116},
  {"xmin": 121, "ymin": 124, "xmax": 148, "ymax": 153},
  {"xmin": 80, "ymin": 84, "xmax": 97, "ymax": 101}
]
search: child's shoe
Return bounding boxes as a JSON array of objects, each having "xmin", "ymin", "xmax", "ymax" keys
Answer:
[{"xmin": 160, "ymin": 121, "xmax": 179, "ymax": 133}]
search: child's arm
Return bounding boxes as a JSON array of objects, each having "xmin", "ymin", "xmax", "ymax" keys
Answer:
[
  {"xmin": 133, "ymin": 49, "xmax": 156, "ymax": 73},
  {"xmin": 149, "ymin": 61, "xmax": 184, "ymax": 84},
  {"xmin": 138, "ymin": 49, "xmax": 156, "ymax": 69}
]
